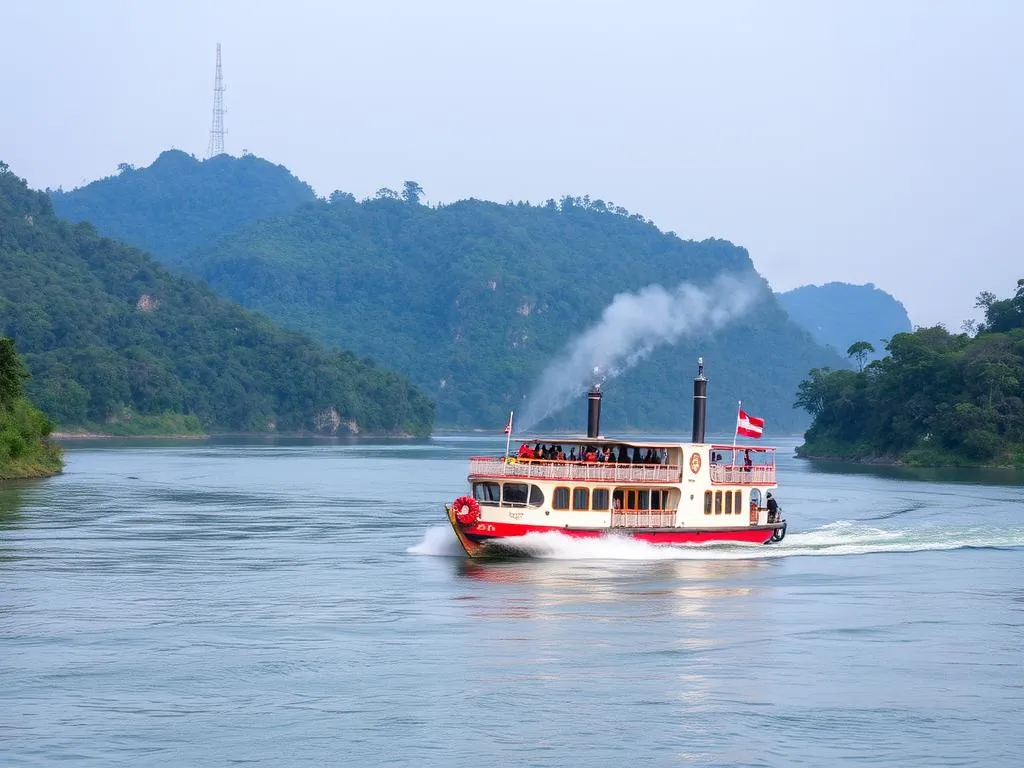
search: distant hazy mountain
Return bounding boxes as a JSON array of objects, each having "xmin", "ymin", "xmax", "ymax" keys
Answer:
[
  {"xmin": 2, "ymin": 161, "xmax": 432, "ymax": 436},
  {"xmin": 777, "ymin": 282, "xmax": 912, "ymax": 362},
  {"xmin": 51, "ymin": 149, "xmax": 317, "ymax": 263}
]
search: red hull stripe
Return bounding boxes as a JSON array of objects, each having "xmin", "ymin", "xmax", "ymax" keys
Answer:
[{"xmin": 464, "ymin": 520, "xmax": 776, "ymax": 545}]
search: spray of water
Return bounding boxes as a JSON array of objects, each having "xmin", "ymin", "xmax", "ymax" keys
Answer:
[
  {"xmin": 407, "ymin": 521, "xmax": 1024, "ymax": 561},
  {"xmin": 517, "ymin": 273, "xmax": 760, "ymax": 430}
]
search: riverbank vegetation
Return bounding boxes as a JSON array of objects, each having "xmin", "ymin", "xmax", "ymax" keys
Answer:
[
  {"xmin": 0, "ymin": 337, "xmax": 63, "ymax": 479},
  {"xmin": 795, "ymin": 280, "xmax": 1024, "ymax": 467}
]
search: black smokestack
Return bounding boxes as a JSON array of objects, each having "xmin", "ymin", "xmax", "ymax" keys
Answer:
[
  {"xmin": 692, "ymin": 357, "xmax": 707, "ymax": 443},
  {"xmin": 587, "ymin": 386, "xmax": 602, "ymax": 438},
  {"xmin": 587, "ymin": 366, "xmax": 603, "ymax": 438}
]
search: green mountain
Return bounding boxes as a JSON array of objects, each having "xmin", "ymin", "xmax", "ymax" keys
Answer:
[
  {"xmin": 777, "ymin": 282, "xmax": 912, "ymax": 362},
  {"xmin": 794, "ymin": 279, "xmax": 1024, "ymax": 467},
  {"xmin": 50, "ymin": 154, "xmax": 845, "ymax": 433},
  {"xmin": 51, "ymin": 149, "xmax": 317, "ymax": 262},
  {"xmin": 1, "ymin": 161, "xmax": 433, "ymax": 436}
]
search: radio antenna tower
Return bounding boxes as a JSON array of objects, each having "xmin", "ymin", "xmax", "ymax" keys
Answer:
[{"xmin": 206, "ymin": 43, "xmax": 226, "ymax": 158}]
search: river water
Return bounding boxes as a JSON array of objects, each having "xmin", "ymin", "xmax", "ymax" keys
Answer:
[{"xmin": 1, "ymin": 435, "xmax": 1022, "ymax": 767}]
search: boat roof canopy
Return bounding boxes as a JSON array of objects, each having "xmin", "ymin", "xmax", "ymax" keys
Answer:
[
  {"xmin": 512, "ymin": 437, "xmax": 775, "ymax": 451},
  {"xmin": 514, "ymin": 436, "xmax": 681, "ymax": 448}
]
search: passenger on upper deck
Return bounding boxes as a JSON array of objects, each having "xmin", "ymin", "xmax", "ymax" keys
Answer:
[
  {"xmin": 517, "ymin": 443, "xmax": 534, "ymax": 459},
  {"xmin": 744, "ymin": 449, "xmax": 753, "ymax": 472}
]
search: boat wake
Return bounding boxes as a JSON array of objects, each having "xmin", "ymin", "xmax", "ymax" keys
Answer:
[
  {"xmin": 408, "ymin": 521, "xmax": 1024, "ymax": 561},
  {"xmin": 406, "ymin": 525, "xmax": 469, "ymax": 557}
]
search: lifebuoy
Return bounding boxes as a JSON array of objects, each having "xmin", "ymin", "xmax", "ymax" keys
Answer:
[{"xmin": 452, "ymin": 495, "xmax": 481, "ymax": 525}]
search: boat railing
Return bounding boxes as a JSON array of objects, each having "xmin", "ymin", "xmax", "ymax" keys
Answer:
[
  {"xmin": 469, "ymin": 457, "xmax": 681, "ymax": 483},
  {"xmin": 611, "ymin": 509, "xmax": 677, "ymax": 528},
  {"xmin": 708, "ymin": 465, "xmax": 777, "ymax": 485}
]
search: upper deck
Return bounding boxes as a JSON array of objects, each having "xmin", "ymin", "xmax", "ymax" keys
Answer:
[
  {"xmin": 470, "ymin": 457, "xmax": 681, "ymax": 483},
  {"xmin": 470, "ymin": 443, "xmax": 777, "ymax": 486}
]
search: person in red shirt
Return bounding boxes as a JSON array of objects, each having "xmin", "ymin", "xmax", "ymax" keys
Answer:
[{"xmin": 517, "ymin": 443, "xmax": 534, "ymax": 459}]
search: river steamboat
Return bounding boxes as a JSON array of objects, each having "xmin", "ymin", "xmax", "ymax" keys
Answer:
[{"xmin": 444, "ymin": 360, "xmax": 787, "ymax": 557}]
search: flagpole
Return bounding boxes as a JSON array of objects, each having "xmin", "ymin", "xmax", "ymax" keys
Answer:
[
  {"xmin": 732, "ymin": 400, "xmax": 741, "ymax": 453},
  {"xmin": 504, "ymin": 410, "xmax": 514, "ymax": 459}
]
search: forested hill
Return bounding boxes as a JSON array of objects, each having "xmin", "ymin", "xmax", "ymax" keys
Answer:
[
  {"xmin": 47, "ymin": 153, "xmax": 843, "ymax": 431},
  {"xmin": 50, "ymin": 150, "xmax": 317, "ymax": 262},
  {"xmin": 0, "ymin": 161, "xmax": 433, "ymax": 436},
  {"xmin": 777, "ymin": 282, "xmax": 912, "ymax": 362},
  {"xmin": 165, "ymin": 190, "xmax": 842, "ymax": 432}
]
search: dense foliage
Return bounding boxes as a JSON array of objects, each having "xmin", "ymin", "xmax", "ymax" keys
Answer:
[
  {"xmin": 53, "ymin": 157, "xmax": 844, "ymax": 432},
  {"xmin": 1, "ymin": 161, "xmax": 433, "ymax": 436},
  {"xmin": 777, "ymin": 282, "xmax": 912, "ymax": 363},
  {"xmin": 51, "ymin": 150, "xmax": 317, "ymax": 262},
  {"xmin": 0, "ymin": 336, "xmax": 63, "ymax": 479},
  {"xmin": 795, "ymin": 280, "xmax": 1024, "ymax": 466}
]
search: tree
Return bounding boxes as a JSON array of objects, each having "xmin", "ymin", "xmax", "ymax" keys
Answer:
[
  {"xmin": 846, "ymin": 340, "xmax": 875, "ymax": 372},
  {"xmin": 0, "ymin": 337, "xmax": 29, "ymax": 408},
  {"xmin": 794, "ymin": 367, "xmax": 832, "ymax": 417},
  {"xmin": 978, "ymin": 279, "xmax": 1024, "ymax": 333},
  {"xmin": 401, "ymin": 181, "xmax": 424, "ymax": 205}
]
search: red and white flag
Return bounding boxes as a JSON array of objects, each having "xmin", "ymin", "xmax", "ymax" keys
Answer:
[
  {"xmin": 736, "ymin": 409, "xmax": 764, "ymax": 439},
  {"xmin": 503, "ymin": 412, "xmax": 513, "ymax": 434}
]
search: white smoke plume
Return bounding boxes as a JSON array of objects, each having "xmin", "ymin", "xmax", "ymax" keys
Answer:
[{"xmin": 517, "ymin": 273, "xmax": 760, "ymax": 430}]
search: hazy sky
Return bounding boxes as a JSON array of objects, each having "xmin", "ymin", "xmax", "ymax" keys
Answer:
[{"xmin": 2, "ymin": 0, "xmax": 1021, "ymax": 330}]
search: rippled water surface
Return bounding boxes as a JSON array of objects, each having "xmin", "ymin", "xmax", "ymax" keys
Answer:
[{"xmin": 2, "ymin": 436, "xmax": 1023, "ymax": 767}]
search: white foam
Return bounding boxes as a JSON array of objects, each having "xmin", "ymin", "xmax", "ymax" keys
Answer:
[
  {"xmin": 409, "ymin": 520, "xmax": 1024, "ymax": 561},
  {"xmin": 406, "ymin": 525, "xmax": 467, "ymax": 557}
]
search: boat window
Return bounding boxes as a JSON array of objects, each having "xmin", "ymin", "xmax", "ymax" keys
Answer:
[
  {"xmin": 528, "ymin": 485, "xmax": 544, "ymax": 507},
  {"xmin": 627, "ymin": 490, "xmax": 637, "ymax": 510},
  {"xmin": 572, "ymin": 487, "xmax": 589, "ymax": 511},
  {"xmin": 714, "ymin": 491, "xmax": 723, "ymax": 514},
  {"xmin": 473, "ymin": 482, "xmax": 501, "ymax": 503},
  {"xmin": 612, "ymin": 490, "xmax": 624, "ymax": 510},
  {"xmin": 592, "ymin": 488, "xmax": 610, "ymax": 511},
  {"xmin": 553, "ymin": 487, "xmax": 570, "ymax": 510},
  {"xmin": 704, "ymin": 491, "xmax": 712, "ymax": 514},
  {"xmin": 725, "ymin": 491, "xmax": 733, "ymax": 515},
  {"xmin": 650, "ymin": 490, "xmax": 662, "ymax": 510},
  {"xmin": 503, "ymin": 483, "xmax": 529, "ymax": 506},
  {"xmin": 638, "ymin": 490, "xmax": 650, "ymax": 510}
]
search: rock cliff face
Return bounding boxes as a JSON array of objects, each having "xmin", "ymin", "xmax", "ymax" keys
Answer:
[{"xmin": 311, "ymin": 408, "xmax": 363, "ymax": 435}]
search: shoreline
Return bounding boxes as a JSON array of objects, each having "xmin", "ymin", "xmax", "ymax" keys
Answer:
[
  {"xmin": 49, "ymin": 430, "xmax": 425, "ymax": 441},
  {"xmin": 796, "ymin": 450, "xmax": 1024, "ymax": 471}
]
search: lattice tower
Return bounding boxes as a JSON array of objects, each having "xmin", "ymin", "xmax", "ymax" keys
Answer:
[{"xmin": 207, "ymin": 43, "xmax": 226, "ymax": 158}]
